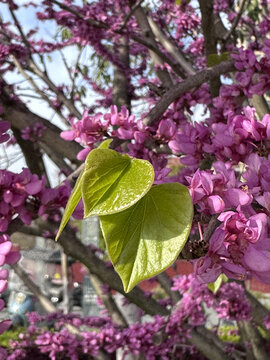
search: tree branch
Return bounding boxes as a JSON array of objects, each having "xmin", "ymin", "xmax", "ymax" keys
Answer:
[
  {"xmin": 245, "ymin": 290, "xmax": 270, "ymax": 332},
  {"xmin": 133, "ymin": 6, "xmax": 173, "ymax": 88},
  {"xmin": 0, "ymin": 86, "xmax": 82, "ymax": 167},
  {"xmin": 147, "ymin": 16, "xmax": 195, "ymax": 76},
  {"xmin": 28, "ymin": 60, "xmax": 82, "ymax": 119},
  {"xmin": 223, "ymin": 0, "xmax": 247, "ymax": 45},
  {"xmin": 11, "ymin": 127, "xmax": 48, "ymax": 180},
  {"xmin": 12, "ymin": 263, "xmax": 110, "ymax": 360},
  {"xmin": 50, "ymin": 0, "xmax": 183, "ymax": 80},
  {"xmin": 89, "ymin": 274, "xmax": 128, "ymax": 327},
  {"xmin": 156, "ymin": 272, "xmax": 181, "ymax": 304},
  {"xmin": 11, "ymin": 263, "xmax": 57, "ymax": 314},
  {"xmin": 142, "ymin": 59, "xmax": 235, "ymax": 126},
  {"xmin": 5, "ymin": 218, "xmax": 169, "ymax": 317},
  {"xmin": 251, "ymin": 94, "xmax": 270, "ymax": 119},
  {"xmin": 11, "ymin": 55, "xmax": 68, "ymax": 123},
  {"xmin": 190, "ymin": 328, "xmax": 231, "ymax": 360},
  {"xmin": 198, "ymin": 0, "xmax": 221, "ymax": 97},
  {"xmin": 238, "ymin": 320, "xmax": 268, "ymax": 360},
  {"xmin": 112, "ymin": 35, "xmax": 131, "ymax": 111}
]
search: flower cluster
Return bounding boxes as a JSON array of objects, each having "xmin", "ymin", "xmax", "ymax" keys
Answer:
[
  {"xmin": 205, "ymin": 107, "xmax": 270, "ymax": 163},
  {"xmin": 0, "ymin": 167, "xmax": 83, "ymax": 233},
  {"xmin": 61, "ymin": 105, "xmax": 150, "ymax": 161},
  {"xmin": 5, "ymin": 274, "xmax": 254, "ymax": 359},
  {"xmin": 194, "ymin": 208, "xmax": 270, "ymax": 284},
  {"xmin": 214, "ymin": 282, "xmax": 251, "ymax": 321},
  {"xmin": 186, "ymin": 161, "xmax": 251, "ymax": 215},
  {"xmin": 0, "ymin": 234, "xmax": 20, "ymax": 336},
  {"xmin": 21, "ymin": 122, "xmax": 47, "ymax": 142}
]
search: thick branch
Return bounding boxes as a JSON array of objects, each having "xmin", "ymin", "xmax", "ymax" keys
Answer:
[
  {"xmin": 203, "ymin": 214, "xmax": 221, "ymax": 243},
  {"xmin": 245, "ymin": 290, "xmax": 270, "ymax": 331},
  {"xmin": 251, "ymin": 95, "xmax": 270, "ymax": 119},
  {"xmin": 89, "ymin": 274, "xmax": 128, "ymax": 327},
  {"xmin": 190, "ymin": 328, "xmax": 230, "ymax": 360},
  {"xmin": 134, "ymin": 6, "xmax": 173, "ymax": 88},
  {"xmin": 112, "ymin": 36, "xmax": 131, "ymax": 111},
  {"xmin": 57, "ymin": 228, "xmax": 169, "ymax": 316},
  {"xmin": 147, "ymin": 17, "xmax": 195, "ymax": 76},
  {"xmin": 11, "ymin": 127, "xmax": 47, "ymax": 179},
  {"xmin": 156, "ymin": 273, "xmax": 181, "ymax": 304},
  {"xmin": 0, "ymin": 87, "xmax": 81, "ymax": 166},
  {"xmin": 11, "ymin": 263, "xmax": 57, "ymax": 313},
  {"xmin": 238, "ymin": 321, "xmax": 268, "ymax": 360},
  {"xmin": 143, "ymin": 59, "xmax": 235, "ymax": 126},
  {"xmin": 194, "ymin": 326, "xmax": 243, "ymax": 360},
  {"xmin": 6, "ymin": 218, "xmax": 168, "ymax": 317},
  {"xmin": 198, "ymin": 0, "xmax": 221, "ymax": 97}
]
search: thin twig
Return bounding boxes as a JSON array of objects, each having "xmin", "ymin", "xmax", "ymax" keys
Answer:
[
  {"xmin": 50, "ymin": 0, "xmax": 184, "ymax": 79},
  {"xmin": 119, "ymin": 0, "xmax": 145, "ymax": 30},
  {"xmin": 11, "ymin": 55, "xmax": 67, "ymax": 123},
  {"xmin": 223, "ymin": 0, "xmax": 247, "ymax": 45},
  {"xmin": 8, "ymin": 5, "xmax": 33, "ymax": 55},
  {"xmin": 148, "ymin": 16, "xmax": 195, "ymax": 76}
]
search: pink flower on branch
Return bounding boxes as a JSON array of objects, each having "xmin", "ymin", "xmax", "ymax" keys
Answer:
[{"xmin": 194, "ymin": 209, "xmax": 270, "ymax": 284}]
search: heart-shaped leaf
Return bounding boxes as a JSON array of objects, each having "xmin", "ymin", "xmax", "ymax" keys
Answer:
[
  {"xmin": 82, "ymin": 149, "xmax": 154, "ymax": 217},
  {"xmin": 56, "ymin": 171, "xmax": 84, "ymax": 240},
  {"xmin": 56, "ymin": 141, "xmax": 116, "ymax": 240},
  {"xmin": 100, "ymin": 183, "xmax": 193, "ymax": 292}
]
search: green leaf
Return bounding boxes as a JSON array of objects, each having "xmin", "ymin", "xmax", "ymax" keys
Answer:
[
  {"xmin": 100, "ymin": 183, "xmax": 193, "ymax": 292},
  {"xmin": 56, "ymin": 142, "xmax": 129, "ymax": 239},
  {"xmin": 175, "ymin": 0, "xmax": 190, "ymax": 4},
  {"xmin": 56, "ymin": 170, "xmax": 84, "ymax": 241},
  {"xmin": 207, "ymin": 52, "xmax": 230, "ymax": 67},
  {"xmin": 82, "ymin": 149, "xmax": 154, "ymax": 217},
  {"xmin": 208, "ymin": 274, "xmax": 228, "ymax": 294},
  {"xmin": 97, "ymin": 139, "xmax": 113, "ymax": 149},
  {"xmin": 61, "ymin": 28, "xmax": 72, "ymax": 40}
]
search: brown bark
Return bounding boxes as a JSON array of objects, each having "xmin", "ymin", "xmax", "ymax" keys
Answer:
[
  {"xmin": 134, "ymin": 6, "xmax": 173, "ymax": 89},
  {"xmin": 190, "ymin": 328, "xmax": 231, "ymax": 360},
  {"xmin": 198, "ymin": 0, "xmax": 221, "ymax": 97},
  {"xmin": 142, "ymin": 59, "xmax": 235, "ymax": 126},
  {"xmin": 11, "ymin": 127, "xmax": 47, "ymax": 178},
  {"xmin": 112, "ymin": 36, "xmax": 131, "ymax": 111},
  {"xmin": 156, "ymin": 272, "xmax": 181, "ymax": 304},
  {"xmin": 7, "ymin": 217, "xmax": 169, "ymax": 317},
  {"xmin": 238, "ymin": 321, "xmax": 268, "ymax": 360},
  {"xmin": 89, "ymin": 273, "xmax": 128, "ymax": 327},
  {"xmin": 0, "ymin": 88, "xmax": 82, "ymax": 167}
]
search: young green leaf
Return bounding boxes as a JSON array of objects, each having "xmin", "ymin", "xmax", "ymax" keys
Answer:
[
  {"xmin": 56, "ymin": 170, "xmax": 84, "ymax": 240},
  {"xmin": 207, "ymin": 52, "xmax": 230, "ymax": 67},
  {"xmin": 207, "ymin": 274, "xmax": 228, "ymax": 294},
  {"xmin": 100, "ymin": 183, "xmax": 193, "ymax": 292},
  {"xmin": 82, "ymin": 149, "xmax": 154, "ymax": 217},
  {"xmin": 97, "ymin": 139, "xmax": 113, "ymax": 149},
  {"xmin": 56, "ymin": 140, "xmax": 114, "ymax": 239}
]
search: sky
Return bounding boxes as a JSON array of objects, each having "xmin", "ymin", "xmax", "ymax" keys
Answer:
[
  {"xmin": 0, "ymin": 0, "xmax": 216, "ymax": 184},
  {"xmin": 0, "ymin": 1, "xmax": 93, "ymax": 185}
]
